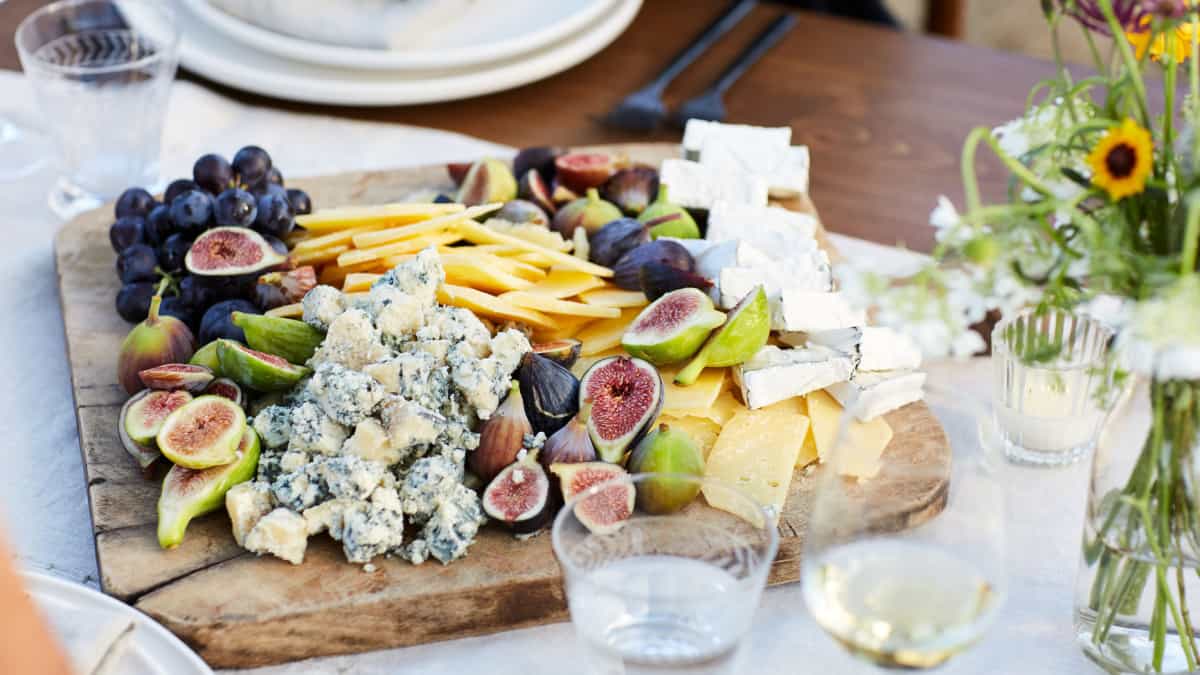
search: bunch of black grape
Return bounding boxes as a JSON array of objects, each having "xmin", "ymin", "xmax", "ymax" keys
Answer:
[{"xmin": 111, "ymin": 146, "xmax": 312, "ymax": 332}]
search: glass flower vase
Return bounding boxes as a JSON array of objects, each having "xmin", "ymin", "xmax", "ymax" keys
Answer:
[{"xmin": 1075, "ymin": 374, "xmax": 1200, "ymax": 674}]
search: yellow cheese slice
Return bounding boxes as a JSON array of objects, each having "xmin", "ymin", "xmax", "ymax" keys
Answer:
[
  {"xmin": 435, "ymin": 284, "xmax": 558, "ymax": 331},
  {"xmin": 531, "ymin": 314, "xmax": 595, "ymax": 343},
  {"xmin": 351, "ymin": 203, "xmax": 498, "ymax": 247},
  {"xmin": 524, "ymin": 270, "xmax": 607, "ymax": 299},
  {"xmin": 659, "ymin": 367, "xmax": 727, "ymax": 412},
  {"xmin": 455, "ymin": 221, "xmax": 613, "ymax": 277},
  {"xmin": 443, "ymin": 262, "xmax": 534, "ymax": 294},
  {"xmin": 579, "ymin": 288, "xmax": 650, "ymax": 308},
  {"xmin": 295, "ymin": 202, "xmax": 466, "ymax": 233},
  {"xmin": 570, "ymin": 348, "xmax": 627, "ymax": 379},
  {"xmin": 703, "ymin": 406, "xmax": 809, "ymax": 520},
  {"xmin": 575, "ymin": 309, "xmax": 641, "ymax": 355},
  {"xmin": 659, "ymin": 415, "xmax": 723, "ymax": 460},
  {"xmin": 499, "ymin": 292, "xmax": 622, "ymax": 319},
  {"xmin": 666, "ymin": 389, "xmax": 742, "ymax": 426},
  {"xmin": 805, "ymin": 390, "xmax": 893, "ymax": 480}
]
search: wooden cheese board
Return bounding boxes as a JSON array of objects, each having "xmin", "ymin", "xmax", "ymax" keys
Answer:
[{"xmin": 54, "ymin": 143, "xmax": 950, "ymax": 668}]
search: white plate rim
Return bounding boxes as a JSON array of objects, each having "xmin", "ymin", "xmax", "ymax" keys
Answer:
[
  {"xmin": 175, "ymin": 0, "xmax": 643, "ymax": 107},
  {"xmin": 178, "ymin": 0, "xmax": 616, "ymax": 72},
  {"xmin": 23, "ymin": 570, "xmax": 212, "ymax": 675}
]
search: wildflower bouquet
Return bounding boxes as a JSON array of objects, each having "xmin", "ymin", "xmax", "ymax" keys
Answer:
[{"xmin": 857, "ymin": 1, "xmax": 1200, "ymax": 671}]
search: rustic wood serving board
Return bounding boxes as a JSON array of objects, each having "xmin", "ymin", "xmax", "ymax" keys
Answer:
[{"xmin": 54, "ymin": 143, "xmax": 950, "ymax": 668}]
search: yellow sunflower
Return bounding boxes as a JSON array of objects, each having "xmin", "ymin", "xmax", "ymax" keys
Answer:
[
  {"xmin": 1127, "ymin": 14, "xmax": 1197, "ymax": 62},
  {"xmin": 1087, "ymin": 118, "xmax": 1153, "ymax": 201}
]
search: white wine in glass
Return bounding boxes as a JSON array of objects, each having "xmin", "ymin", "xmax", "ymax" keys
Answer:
[{"xmin": 802, "ymin": 384, "xmax": 1006, "ymax": 670}]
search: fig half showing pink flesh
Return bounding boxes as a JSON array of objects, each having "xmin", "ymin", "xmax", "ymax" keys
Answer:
[
  {"xmin": 123, "ymin": 389, "xmax": 194, "ymax": 446},
  {"xmin": 578, "ymin": 356, "xmax": 663, "ymax": 464},
  {"xmin": 185, "ymin": 226, "xmax": 286, "ymax": 276},
  {"xmin": 550, "ymin": 461, "xmax": 634, "ymax": 535},
  {"xmin": 482, "ymin": 454, "xmax": 553, "ymax": 536},
  {"xmin": 139, "ymin": 363, "xmax": 214, "ymax": 393}
]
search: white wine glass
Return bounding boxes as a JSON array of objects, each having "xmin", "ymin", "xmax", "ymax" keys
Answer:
[{"xmin": 802, "ymin": 383, "xmax": 1007, "ymax": 670}]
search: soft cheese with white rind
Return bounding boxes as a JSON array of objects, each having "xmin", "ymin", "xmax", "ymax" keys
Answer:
[
  {"xmin": 771, "ymin": 290, "xmax": 866, "ymax": 333},
  {"xmin": 717, "ymin": 258, "xmax": 833, "ymax": 309},
  {"xmin": 695, "ymin": 239, "xmax": 774, "ymax": 281},
  {"xmin": 700, "ymin": 139, "xmax": 811, "ymax": 197},
  {"xmin": 799, "ymin": 326, "xmax": 923, "ymax": 373},
  {"xmin": 825, "ymin": 370, "xmax": 927, "ymax": 421},
  {"xmin": 733, "ymin": 345, "xmax": 854, "ymax": 409},
  {"xmin": 706, "ymin": 201, "xmax": 820, "ymax": 258},
  {"xmin": 659, "ymin": 159, "xmax": 769, "ymax": 210},
  {"xmin": 681, "ymin": 119, "xmax": 792, "ymax": 159}
]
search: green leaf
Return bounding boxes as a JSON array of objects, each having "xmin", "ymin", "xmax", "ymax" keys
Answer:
[{"xmin": 1061, "ymin": 166, "xmax": 1093, "ymax": 189}]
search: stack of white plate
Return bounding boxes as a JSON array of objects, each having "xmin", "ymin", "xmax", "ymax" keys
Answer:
[{"xmin": 170, "ymin": 0, "xmax": 643, "ymax": 106}]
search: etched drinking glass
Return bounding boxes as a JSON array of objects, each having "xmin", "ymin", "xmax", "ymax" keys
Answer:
[
  {"xmin": 552, "ymin": 472, "xmax": 778, "ymax": 675},
  {"xmin": 992, "ymin": 308, "xmax": 1115, "ymax": 466},
  {"xmin": 802, "ymin": 384, "xmax": 1007, "ymax": 670},
  {"xmin": 15, "ymin": 0, "xmax": 178, "ymax": 218}
]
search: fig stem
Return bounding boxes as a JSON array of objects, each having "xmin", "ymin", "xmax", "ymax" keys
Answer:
[
  {"xmin": 586, "ymin": 187, "xmax": 600, "ymax": 203},
  {"xmin": 674, "ymin": 353, "xmax": 707, "ymax": 386},
  {"xmin": 654, "ymin": 184, "xmax": 670, "ymax": 204},
  {"xmin": 148, "ymin": 277, "xmax": 171, "ymax": 323}
]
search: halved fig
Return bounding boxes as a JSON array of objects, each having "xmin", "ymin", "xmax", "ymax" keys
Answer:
[
  {"xmin": 156, "ymin": 395, "xmax": 246, "ymax": 469},
  {"xmin": 232, "ymin": 311, "xmax": 324, "ymax": 365},
  {"xmin": 554, "ymin": 153, "xmax": 615, "ymax": 193},
  {"xmin": 513, "ymin": 146, "xmax": 563, "ymax": 183},
  {"xmin": 518, "ymin": 169, "xmax": 556, "ymax": 215},
  {"xmin": 185, "ymin": 226, "xmax": 287, "ymax": 277},
  {"xmin": 118, "ymin": 390, "xmax": 165, "ymax": 469},
  {"xmin": 124, "ymin": 389, "xmax": 194, "ymax": 445},
  {"xmin": 203, "ymin": 377, "xmax": 245, "ymax": 407},
  {"xmin": 621, "ymin": 288, "xmax": 725, "ymax": 366},
  {"xmin": 482, "ymin": 451, "xmax": 553, "ymax": 537},
  {"xmin": 215, "ymin": 339, "xmax": 311, "ymax": 392},
  {"xmin": 157, "ymin": 427, "xmax": 260, "ymax": 549},
  {"xmin": 532, "ymin": 339, "xmax": 582, "ymax": 369},
  {"xmin": 139, "ymin": 363, "xmax": 214, "ymax": 393},
  {"xmin": 579, "ymin": 356, "xmax": 663, "ymax": 463},
  {"xmin": 550, "ymin": 461, "xmax": 633, "ymax": 535},
  {"xmin": 446, "ymin": 161, "xmax": 472, "ymax": 187},
  {"xmin": 188, "ymin": 341, "xmax": 222, "ymax": 372},
  {"xmin": 456, "ymin": 158, "xmax": 518, "ymax": 206}
]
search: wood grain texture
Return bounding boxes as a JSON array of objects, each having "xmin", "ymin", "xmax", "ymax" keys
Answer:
[
  {"xmin": 54, "ymin": 145, "xmax": 950, "ymax": 668},
  {"xmin": 0, "ymin": 0, "xmax": 1065, "ymax": 252}
]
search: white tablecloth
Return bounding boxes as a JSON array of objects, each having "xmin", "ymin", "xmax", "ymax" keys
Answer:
[{"xmin": 0, "ymin": 71, "xmax": 1098, "ymax": 674}]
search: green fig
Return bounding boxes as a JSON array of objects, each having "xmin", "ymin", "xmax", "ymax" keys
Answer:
[
  {"xmin": 216, "ymin": 339, "xmax": 311, "ymax": 392},
  {"xmin": 628, "ymin": 424, "xmax": 705, "ymax": 514},
  {"xmin": 232, "ymin": 312, "xmax": 324, "ymax": 365},
  {"xmin": 621, "ymin": 288, "xmax": 725, "ymax": 365},
  {"xmin": 639, "ymin": 185, "xmax": 700, "ymax": 240},
  {"xmin": 675, "ymin": 286, "xmax": 770, "ymax": 386},
  {"xmin": 117, "ymin": 282, "xmax": 197, "ymax": 395},
  {"xmin": 157, "ymin": 427, "xmax": 260, "ymax": 548},
  {"xmin": 551, "ymin": 188, "xmax": 623, "ymax": 239},
  {"xmin": 188, "ymin": 341, "xmax": 222, "ymax": 373}
]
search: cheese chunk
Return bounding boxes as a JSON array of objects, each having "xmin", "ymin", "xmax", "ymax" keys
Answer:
[
  {"xmin": 660, "ymin": 366, "xmax": 727, "ymax": 412},
  {"xmin": 701, "ymin": 139, "xmax": 810, "ymax": 197},
  {"xmin": 771, "ymin": 290, "xmax": 866, "ymax": 333},
  {"xmin": 226, "ymin": 481, "xmax": 273, "ymax": 547},
  {"xmin": 806, "ymin": 390, "xmax": 893, "ymax": 479},
  {"xmin": 660, "ymin": 414, "xmax": 723, "ymax": 460},
  {"xmin": 734, "ymin": 345, "xmax": 854, "ymax": 409},
  {"xmin": 659, "ymin": 159, "xmax": 768, "ymax": 210},
  {"xmin": 243, "ymin": 508, "xmax": 309, "ymax": 565},
  {"xmin": 717, "ymin": 261, "xmax": 832, "ymax": 309},
  {"xmin": 797, "ymin": 326, "xmax": 923, "ymax": 373},
  {"xmin": 665, "ymin": 389, "xmax": 744, "ymax": 426},
  {"xmin": 706, "ymin": 201, "xmax": 819, "ymax": 255},
  {"xmin": 826, "ymin": 370, "xmax": 926, "ymax": 421},
  {"xmin": 682, "ymin": 119, "xmax": 792, "ymax": 159},
  {"xmin": 703, "ymin": 406, "xmax": 809, "ymax": 521}
]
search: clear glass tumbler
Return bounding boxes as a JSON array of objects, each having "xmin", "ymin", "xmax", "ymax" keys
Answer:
[
  {"xmin": 991, "ymin": 308, "xmax": 1115, "ymax": 466},
  {"xmin": 552, "ymin": 473, "xmax": 778, "ymax": 675},
  {"xmin": 15, "ymin": 0, "xmax": 178, "ymax": 219}
]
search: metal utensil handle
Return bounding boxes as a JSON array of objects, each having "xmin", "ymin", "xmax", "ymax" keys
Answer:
[
  {"xmin": 646, "ymin": 0, "xmax": 757, "ymax": 93},
  {"xmin": 712, "ymin": 12, "xmax": 797, "ymax": 95}
]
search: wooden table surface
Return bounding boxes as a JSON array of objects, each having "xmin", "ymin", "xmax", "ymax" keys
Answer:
[{"xmin": 0, "ymin": 0, "xmax": 1056, "ymax": 251}]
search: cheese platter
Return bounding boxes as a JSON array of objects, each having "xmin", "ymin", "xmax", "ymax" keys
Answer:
[{"xmin": 55, "ymin": 138, "xmax": 950, "ymax": 668}]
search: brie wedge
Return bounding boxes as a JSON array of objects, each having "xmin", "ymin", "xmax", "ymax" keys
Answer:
[
  {"xmin": 700, "ymin": 139, "xmax": 811, "ymax": 197},
  {"xmin": 795, "ymin": 326, "xmax": 923, "ymax": 373},
  {"xmin": 681, "ymin": 119, "xmax": 792, "ymax": 160},
  {"xmin": 659, "ymin": 159, "xmax": 769, "ymax": 210},
  {"xmin": 734, "ymin": 345, "xmax": 854, "ymax": 409},
  {"xmin": 771, "ymin": 290, "xmax": 866, "ymax": 332},
  {"xmin": 825, "ymin": 370, "xmax": 927, "ymax": 421},
  {"xmin": 706, "ymin": 200, "xmax": 820, "ymax": 256}
]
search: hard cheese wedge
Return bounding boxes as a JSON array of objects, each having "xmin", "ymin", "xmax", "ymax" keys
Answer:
[
  {"xmin": 660, "ymin": 367, "xmax": 727, "ymax": 413},
  {"xmin": 703, "ymin": 404, "xmax": 810, "ymax": 521},
  {"xmin": 666, "ymin": 389, "xmax": 743, "ymax": 426},
  {"xmin": 805, "ymin": 390, "xmax": 893, "ymax": 480},
  {"xmin": 660, "ymin": 415, "xmax": 723, "ymax": 460}
]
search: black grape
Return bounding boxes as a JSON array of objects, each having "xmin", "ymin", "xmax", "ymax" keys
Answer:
[
  {"xmin": 232, "ymin": 146, "xmax": 272, "ymax": 187},
  {"xmin": 164, "ymin": 178, "xmax": 200, "ymax": 205},
  {"xmin": 115, "ymin": 188, "xmax": 155, "ymax": 220},
  {"xmin": 115, "ymin": 282, "xmax": 155, "ymax": 322},
  {"xmin": 193, "ymin": 154, "xmax": 234, "ymax": 194},
  {"xmin": 109, "ymin": 216, "xmax": 145, "ymax": 253},
  {"xmin": 143, "ymin": 204, "xmax": 174, "ymax": 247},
  {"xmin": 286, "ymin": 188, "xmax": 312, "ymax": 215},
  {"xmin": 158, "ymin": 233, "xmax": 191, "ymax": 274},
  {"xmin": 214, "ymin": 188, "xmax": 258, "ymax": 228},
  {"xmin": 254, "ymin": 192, "xmax": 294, "ymax": 237},
  {"xmin": 116, "ymin": 244, "xmax": 158, "ymax": 284},
  {"xmin": 170, "ymin": 189, "xmax": 214, "ymax": 235}
]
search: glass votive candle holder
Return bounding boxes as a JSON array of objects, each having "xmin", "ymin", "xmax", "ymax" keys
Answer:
[{"xmin": 991, "ymin": 308, "xmax": 1114, "ymax": 467}]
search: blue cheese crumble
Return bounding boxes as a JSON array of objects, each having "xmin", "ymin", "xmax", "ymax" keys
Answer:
[{"xmin": 225, "ymin": 247, "xmax": 531, "ymax": 566}]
